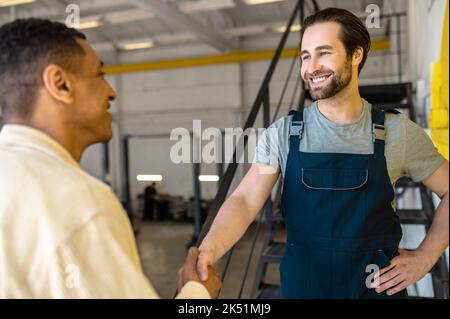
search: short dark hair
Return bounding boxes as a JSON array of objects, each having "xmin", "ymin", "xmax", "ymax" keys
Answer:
[
  {"xmin": 301, "ymin": 8, "xmax": 371, "ymax": 74},
  {"xmin": 0, "ymin": 19, "xmax": 86, "ymax": 120}
]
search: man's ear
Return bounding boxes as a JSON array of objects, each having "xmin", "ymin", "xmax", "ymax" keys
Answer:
[
  {"xmin": 42, "ymin": 64, "xmax": 74, "ymax": 104},
  {"xmin": 352, "ymin": 47, "xmax": 364, "ymax": 67}
]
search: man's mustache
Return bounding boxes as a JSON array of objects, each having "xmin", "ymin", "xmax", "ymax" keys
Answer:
[{"xmin": 305, "ymin": 70, "xmax": 335, "ymax": 78}]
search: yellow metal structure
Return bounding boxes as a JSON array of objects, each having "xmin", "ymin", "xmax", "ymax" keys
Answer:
[
  {"xmin": 104, "ymin": 39, "xmax": 390, "ymax": 75},
  {"xmin": 430, "ymin": 0, "xmax": 449, "ymax": 160}
]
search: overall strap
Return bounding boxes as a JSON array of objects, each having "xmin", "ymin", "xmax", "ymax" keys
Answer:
[
  {"xmin": 288, "ymin": 110, "xmax": 304, "ymax": 152},
  {"xmin": 371, "ymin": 106, "xmax": 387, "ymax": 156}
]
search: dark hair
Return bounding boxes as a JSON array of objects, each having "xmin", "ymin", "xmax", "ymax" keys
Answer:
[
  {"xmin": 301, "ymin": 8, "xmax": 371, "ymax": 74},
  {"xmin": 0, "ymin": 19, "xmax": 86, "ymax": 120}
]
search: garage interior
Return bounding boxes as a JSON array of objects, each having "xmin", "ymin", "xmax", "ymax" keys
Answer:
[{"xmin": 0, "ymin": 0, "xmax": 448, "ymax": 299}]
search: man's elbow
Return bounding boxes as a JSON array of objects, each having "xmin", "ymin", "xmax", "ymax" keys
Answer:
[{"xmin": 226, "ymin": 193, "xmax": 255, "ymax": 225}]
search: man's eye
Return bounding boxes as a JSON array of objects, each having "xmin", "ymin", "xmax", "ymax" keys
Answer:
[
  {"xmin": 320, "ymin": 52, "xmax": 330, "ymax": 56},
  {"xmin": 301, "ymin": 56, "xmax": 310, "ymax": 61}
]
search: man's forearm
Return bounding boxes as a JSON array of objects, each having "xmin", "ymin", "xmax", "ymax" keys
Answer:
[
  {"xmin": 416, "ymin": 191, "xmax": 449, "ymax": 269},
  {"xmin": 199, "ymin": 194, "xmax": 255, "ymax": 262}
]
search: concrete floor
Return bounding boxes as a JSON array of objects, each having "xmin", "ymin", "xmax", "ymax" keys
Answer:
[{"xmin": 135, "ymin": 220, "xmax": 280, "ymax": 299}]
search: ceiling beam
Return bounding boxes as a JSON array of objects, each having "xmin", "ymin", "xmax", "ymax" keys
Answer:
[{"xmin": 129, "ymin": 0, "xmax": 235, "ymax": 52}]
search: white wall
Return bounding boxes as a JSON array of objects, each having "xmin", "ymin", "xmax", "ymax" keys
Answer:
[
  {"xmin": 408, "ymin": 0, "xmax": 447, "ymax": 124},
  {"xmin": 408, "ymin": 0, "xmax": 447, "ymax": 85},
  {"xmin": 107, "ymin": 63, "xmax": 245, "ymax": 212}
]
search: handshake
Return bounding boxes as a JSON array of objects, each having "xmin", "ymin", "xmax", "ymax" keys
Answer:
[{"xmin": 177, "ymin": 246, "xmax": 222, "ymax": 298}]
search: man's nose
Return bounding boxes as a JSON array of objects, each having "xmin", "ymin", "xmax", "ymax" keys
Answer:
[
  {"xmin": 108, "ymin": 83, "xmax": 117, "ymax": 101},
  {"xmin": 307, "ymin": 55, "xmax": 320, "ymax": 75}
]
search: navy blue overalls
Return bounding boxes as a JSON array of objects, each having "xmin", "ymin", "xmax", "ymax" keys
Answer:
[{"xmin": 280, "ymin": 107, "xmax": 406, "ymax": 298}]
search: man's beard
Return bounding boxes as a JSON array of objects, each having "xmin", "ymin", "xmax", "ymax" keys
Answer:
[{"xmin": 308, "ymin": 58, "xmax": 352, "ymax": 100}]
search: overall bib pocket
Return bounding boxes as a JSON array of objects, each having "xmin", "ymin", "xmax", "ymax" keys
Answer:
[
  {"xmin": 298, "ymin": 168, "xmax": 369, "ymax": 235},
  {"xmin": 301, "ymin": 168, "xmax": 369, "ymax": 191}
]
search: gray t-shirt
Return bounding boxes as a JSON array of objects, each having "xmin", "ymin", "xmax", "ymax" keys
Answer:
[{"xmin": 253, "ymin": 99, "xmax": 445, "ymax": 184}]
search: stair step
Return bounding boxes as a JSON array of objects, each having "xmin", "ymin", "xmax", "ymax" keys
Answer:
[
  {"xmin": 268, "ymin": 208, "xmax": 283, "ymax": 222},
  {"xmin": 373, "ymin": 102, "xmax": 411, "ymax": 111},
  {"xmin": 272, "ymin": 213, "xmax": 283, "ymax": 222},
  {"xmin": 255, "ymin": 283, "xmax": 281, "ymax": 299},
  {"xmin": 261, "ymin": 242, "xmax": 285, "ymax": 263},
  {"xmin": 359, "ymin": 82, "xmax": 412, "ymax": 104},
  {"xmin": 397, "ymin": 209, "xmax": 429, "ymax": 225}
]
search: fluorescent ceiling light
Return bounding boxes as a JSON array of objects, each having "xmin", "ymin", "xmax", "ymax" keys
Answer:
[
  {"xmin": 77, "ymin": 18, "xmax": 103, "ymax": 30},
  {"xmin": 137, "ymin": 174, "xmax": 163, "ymax": 182},
  {"xmin": 276, "ymin": 24, "xmax": 302, "ymax": 33},
  {"xmin": 0, "ymin": 0, "xmax": 35, "ymax": 7},
  {"xmin": 105, "ymin": 9, "xmax": 154, "ymax": 24},
  {"xmin": 244, "ymin": 0, "xmax": 284, "ymax": 5},
  {"xmin": 179, "ymin": 0, "xmax": 235, "ymax": 13},
  {"xmin": 120, "ymin": 41, "xmax": 154, "ymax": 51},
  {"xmin": 199, "ymin": 175, "xmax": 220, "ymax": 182}
]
